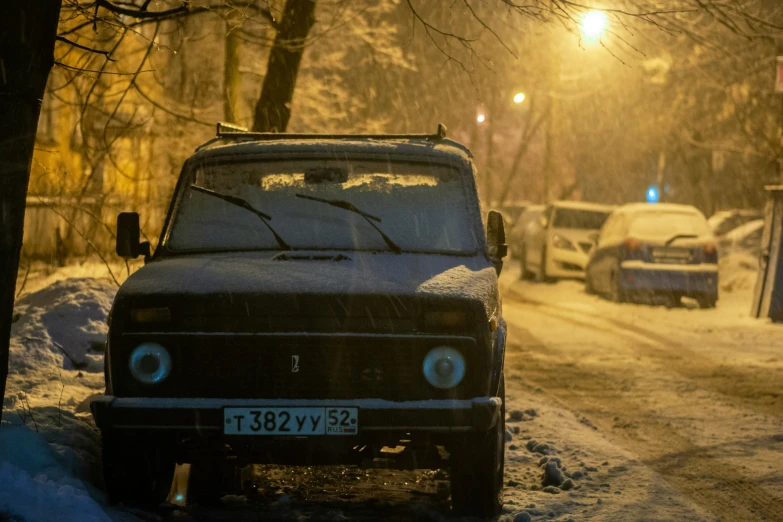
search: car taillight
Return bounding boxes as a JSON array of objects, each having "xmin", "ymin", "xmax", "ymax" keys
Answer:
[
  {"xmin": 623, "ymin": 237, "xmax": 644, "ymax": 261},
  {"xmin": 703, "ymin": 242, "xmax": 718, "ymax": 263},
  {"xmin": 624, "ymin": 238, "xmax": 641, "ymax": 251}
]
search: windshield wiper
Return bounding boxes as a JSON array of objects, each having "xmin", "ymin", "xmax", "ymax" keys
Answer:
[
  {"xmin": 190, "ymin": 185, "xmax": 291, "ymax": 250},
  {"xmin": 664, "ymin": 234, "xmax": 698, "ymax": 246},
  {"xmin": 295, "ymin": 194, "xmax": 402, "ymax": 254}
]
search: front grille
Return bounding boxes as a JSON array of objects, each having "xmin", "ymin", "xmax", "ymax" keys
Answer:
[
  {"xmin": 115, "ymin": 335, "xmax": 479, "ymax": 401},
  {"xmin": 578, "ymin": 242, "xmax": 593, "ymax": 254}
]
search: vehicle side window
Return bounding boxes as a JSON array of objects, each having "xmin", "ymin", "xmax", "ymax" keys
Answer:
[
  {"xmin": 602, "ymin": 213, "xmax": 625, "ymax": 244},
  {"xmin": 598, "ymin": 215, "xmax": 615, "ymax": 243}
]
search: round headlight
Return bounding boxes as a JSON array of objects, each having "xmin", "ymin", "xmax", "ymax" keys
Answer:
[
  {"xmin": 422, "ymin": 346, "xmax": 465, "ymax": 389},
  {"xmin": 129, "ymin": 342, "xmax": 172, "ymax": 384}
]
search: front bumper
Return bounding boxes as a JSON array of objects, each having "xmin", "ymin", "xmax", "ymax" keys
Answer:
[
  {"xmin": 619, "ymin": 261, "xmax": 718, "ymax": 295},
  {"xmin": 90, "ymin": 396, "xmax": 503, "ymax": 434}
]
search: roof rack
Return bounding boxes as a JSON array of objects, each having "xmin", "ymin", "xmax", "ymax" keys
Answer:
[{"xmin": 213, "ymin": 122, "xmax": 448, "ymax": 141}]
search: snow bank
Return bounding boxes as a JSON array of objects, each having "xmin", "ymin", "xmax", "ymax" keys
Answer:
[
  {"xmin": 719, "ymin": 251, "xmax": 758, "ymax": 293},
  {"xmin": 0, "ymin": 424, "xmax": 110, "ymax": 522},
  {"xmin": 2, "ymin": 277, "xmax": 120, "ymax": 520},
  {"xmin": 11, "ymin": 278, "xmax": 116, "ymax": 373}
]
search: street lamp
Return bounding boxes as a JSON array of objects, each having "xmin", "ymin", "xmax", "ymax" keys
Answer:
[
  {"xmin": 513, "ymin": 92, "xmax": 526, "ymax": 104},
  {"xmin": 580, "ymin": 10, "xmax": 608, "ymax": 41},
  {"xmin": 477, "ymin": 113, "xmax": 486, "ymax": 123}
]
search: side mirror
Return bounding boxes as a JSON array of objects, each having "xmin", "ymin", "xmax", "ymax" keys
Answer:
[
  {"xmin": 487, "ymin": 210, "xmax": 508, "ymax": 275},
  {"xmin": 116, "ymin": 212, "xmax": 150, "ymax": 259},
  {"xmin": 539, "ymin": 215, "xmax": 549, "ymax": 228}
]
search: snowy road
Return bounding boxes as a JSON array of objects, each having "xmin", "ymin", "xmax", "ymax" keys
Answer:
[{"xmin": 498, "ymin": 270, "xmax": 783, "ymax": 522}]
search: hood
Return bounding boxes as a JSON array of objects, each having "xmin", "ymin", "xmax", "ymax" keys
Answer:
[
  {"xmin": 113, "ymin": 252, "xmax": 498, "ymax": 331},
  {"xmin": 121, "ymin": 251, "xmax": 494, "ymax": 298},
  {"xmin": 550, "ymin": 228, "xmax": 599, "ymax": 255}
]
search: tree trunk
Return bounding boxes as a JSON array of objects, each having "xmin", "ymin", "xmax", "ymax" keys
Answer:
[
  {"xmin": 0, "ymin": 0, "xmax": 62, "ymax": 415},
  {"xmin": 223, "ymin": 20, "xmax": 241, "ymax": 123},
  {"xmin": 251, "ymin": 0, "xmax": 316, "ymax": 132}
]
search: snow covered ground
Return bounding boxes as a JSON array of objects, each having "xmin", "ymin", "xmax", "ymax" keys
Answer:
[
  {"xmin": 498, "ymin": 252, "xmax": 783, "ymax": 521},
  {"xmin": 2, "ymin": 254, "xmax": 781, "ymax": 521}
]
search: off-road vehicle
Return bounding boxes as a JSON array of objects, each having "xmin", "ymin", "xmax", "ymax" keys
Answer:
[{"xmin": 91, "ymin": 124, "xmax": 508, "ymax": 517}]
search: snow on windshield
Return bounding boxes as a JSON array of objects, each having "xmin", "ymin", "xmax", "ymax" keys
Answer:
[
  {"xmin": 168, "ymin": 159, "xmax": 479, "ymax": 254},
  {"xmin": 628, "ymin": 211, "xmax": 711, "ymax": 238}
]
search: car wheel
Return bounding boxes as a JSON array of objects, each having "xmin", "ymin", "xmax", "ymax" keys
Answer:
[
  {"xmin": 187, "ymin": 459, "xmax": 246, "ymax": 506},
  {"xmin": 537, "ymin": 248, "xmax": 550, "ymax": 283},
  {"xmin": 697, "ymin": 295, "xmax": 718, "ymax": 309},
  {"xmin": 609, "ymin": 268, "xmax": 627, "ymax": 303},
  {"xmin": 585, "ymin": 270, "xmax": 596, "ymax": 295},
  {"xmin": 520, "ymin": 247, "xmax": 535, "ymax": 280},
  {"xmin": 450, "ymin": 375, "xmax": 505, "ymax": 518},
  {"xmin": 102, "ymin": 431, "xmax": 175, "ymax": 506}
]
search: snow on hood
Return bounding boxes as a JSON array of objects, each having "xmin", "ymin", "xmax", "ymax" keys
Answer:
[
  {"xmin": 119, "ymin": 251, "xmax": 498, "ymax": 309},
  {"xmin": 11, "ymin": 278, "xmax": 116, "ymax": 374}
]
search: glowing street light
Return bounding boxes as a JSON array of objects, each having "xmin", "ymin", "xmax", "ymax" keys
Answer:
[
  {"xmin": 513, "ymin": 92, "xmax": 526, "ymax": 104},
  {"xmin": 580, "ymin": 10, "xmax": 608, "ymax": 41},
  {"xmin": 477, "ymin": 113, "xmax": 486, "ymax": 123}
]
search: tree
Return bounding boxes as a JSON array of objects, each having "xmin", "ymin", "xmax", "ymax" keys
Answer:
[{"xmin": 1, "ymin": 0, "xmax": 63, "ymax": 418}]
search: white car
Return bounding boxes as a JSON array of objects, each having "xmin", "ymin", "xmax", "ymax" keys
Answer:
[
  {"xmin": 585, "ymin": 203, "xmax": 718, "ymax": 307},
  {"xmin": 708, "ymin": 209, "xmax": 761, "ymax": 237},
  {"xmin": 521, "ymin": 201, "xmax": 615, "ymax": 280},
  {"xmin": 718, "ymin": 218, "xmax": 764, "ymax": 256}
]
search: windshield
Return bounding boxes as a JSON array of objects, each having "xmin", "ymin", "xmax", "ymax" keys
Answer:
[
  {"xmin": 552, "ymin": 208, "xmax": 611, "ymax": 229},
  {"xmin": 167, "ymin": 159, "xmax": 478, "ymax": 254},
  {"xmin": 628, "ymin": 211, "xmax": 711, "ymax": 237}
]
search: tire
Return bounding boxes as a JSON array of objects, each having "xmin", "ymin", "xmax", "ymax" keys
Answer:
[
  {"xmin": 609, "ymin": 268, "xmax": 627, "ymax": 303},
  {"xmin": 585, "ymin": 270, "xmax": 596, "ymax": 295},
  {"xmin": 536, "ymin": 248, "xmax": 550, "ymax": 283},
  {"xmin": 102, "ymin": 431, "xmax": 175, "ymax": 506},
  {"xmin": 450, "ymin": 376, "xmax": 505, "ymax": 518},
  {"xmin": 520, "ymin": 247, "xmax": 535, "ymax": 280},
  {"xmin": 697, "ymin": 295, "xmax": 717, "ymax": 309},
  {"xmin": 187, "ymin": 459, "xmax": 245, "ymax": 506}
]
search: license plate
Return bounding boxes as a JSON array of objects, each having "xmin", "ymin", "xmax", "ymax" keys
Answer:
[{"xmin": 223, "ymin": 407, "xmax": 359, "ymax": 436}]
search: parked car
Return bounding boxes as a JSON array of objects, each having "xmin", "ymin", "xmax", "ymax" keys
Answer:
[
  {"xmin": 585, "ymin": 203, "xmax": 718, "ymax": 307},
  {"xmin": 508, "ymin": 204, "xmax": 545, "ymax": 265},
  {"xmin": 520, "ymin": 201, "xmax": 614, "ymax": 281},
  {"xmin": 496, "ymin": 200, "xmax": 532, "ymax": 229},
  {"xmin": 718, "ymin": 218, "xmax": 764, "ymax": 257},
  {"xmin": 90, "ymin": 125, "xmax": 508, "ymax": 517},
  {"xmin": 708, "ymin": 209, "xmax": 762, "ymax": 237}
]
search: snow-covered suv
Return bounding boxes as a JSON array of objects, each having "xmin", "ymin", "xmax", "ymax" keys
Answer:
[{"xmin": 90, "ymin": 124, "xmax": 508, "ymax": 517}]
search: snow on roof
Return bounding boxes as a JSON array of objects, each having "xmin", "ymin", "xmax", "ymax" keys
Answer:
[
  {"xmin": 615, "ymin": 202, "xmax": 702, "ymax": 215},
  {"xmin": 190, "ymin": 138, "xmax": 474, "ymax": 167},
  {"xmin": 552, "ymin": 200, "xmax": 616, "ymax": 212}
]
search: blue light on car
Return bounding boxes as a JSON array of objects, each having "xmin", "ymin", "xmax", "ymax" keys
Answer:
[
  {"xmin": 646, "ymin": 186, "xmax": 660, "ymax": 204},
  {"xmin": 129, "ymin": 342, "xmax": 172, "ymax": 384},
  {"xmin": 422, "ymin": 346, "xmax": 465, "ymax": 389}
]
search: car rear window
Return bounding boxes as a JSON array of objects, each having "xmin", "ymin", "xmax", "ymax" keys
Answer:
[{"xmin": 552, "ymin": 208, "xmax": 611, "ymax": 230}]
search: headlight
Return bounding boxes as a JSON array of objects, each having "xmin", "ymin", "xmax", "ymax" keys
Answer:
[
  {"xmin": 552, "ymin": 234, "xmax": 577, "ymax": 251},
  {"xmin": 129, "ymin": 342, "xmax": 172, "ymax": 384},
  {"xmin": 422, "ymin": 346, "xmax": 465, "ymax": 389}
]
